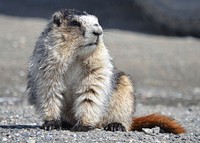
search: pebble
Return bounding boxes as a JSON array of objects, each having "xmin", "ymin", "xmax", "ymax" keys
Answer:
[
  {"xmin": 142, "ymin": 127, "xmax": 160, "ymax": 135},
  {"xmin": 45, "ymin": 134, "xmax": 52, "ymax": 140},
  {"xmin": 26, "ymin": 139, "xmax": 36, "ymax": 143},
  {"xmin": 2, "ymin": 137, "xmax": 8, "ymax": 142}
]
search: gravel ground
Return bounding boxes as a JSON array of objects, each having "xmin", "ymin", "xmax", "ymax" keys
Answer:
[
  {"xmin": 0, "ymin": 1, "xmax": 200, "ymax": 142},
  {"xmin": 0, "ymin": 102, "xmax": 200, "ymax": 143}
]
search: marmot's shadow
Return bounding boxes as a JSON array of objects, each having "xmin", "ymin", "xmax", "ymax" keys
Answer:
[
  {"xmin": 0, "ymin": 125, "xmax": 40, "ymax": 129},
  {"xmin": 0, "ymin": 122, "xmax": 73, "ymax": 130}
]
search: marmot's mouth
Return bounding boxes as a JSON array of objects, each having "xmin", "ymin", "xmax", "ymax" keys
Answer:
[
  {"xmin": 84, "ymin": 38, "xmax": 99, "ymax": 47},
  {"xmin": 85, "ymin": 43, "xmax": 97, "ymax": 47}
]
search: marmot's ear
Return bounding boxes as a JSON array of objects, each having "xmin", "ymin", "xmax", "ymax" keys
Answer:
[{"xmin": 52, "ymin": 11, "xmax": 63, "ymax": 26}]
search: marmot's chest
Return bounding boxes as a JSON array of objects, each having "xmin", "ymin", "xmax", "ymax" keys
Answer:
[{"xmin": 63, "ymin": 60, "xmax": 86, "ymax": 91}]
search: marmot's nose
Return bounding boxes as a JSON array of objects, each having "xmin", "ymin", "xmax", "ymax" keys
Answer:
[
  {"xmin": 92, "ymin": 25, "xmax": 103, "ymax": 36},
  {"xmin": 93, "ymin": 31, "xmax": 102, "ymax": 36}
]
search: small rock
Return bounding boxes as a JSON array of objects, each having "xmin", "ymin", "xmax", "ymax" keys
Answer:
[
  {"xmin": 142, "ymin": 128, "xmax": 153, "ymax": 134},
  {"xmin": 73, "ymin": 134, "xmax": 77, "ymax": 137},
  {"xmin": 152, "ymin": 127, "xmax": 161, "ymax": 134},
  {"xmin": 15, "ymin": 133, "xmax": 20, "ymax": 136},
  {"xmin": 2, "ymin": 137, "xmax": 8, "ymax": 142},
  {"xmin": 142, "ymin": 127, "xmax": 160, "ymax": 135},
  {"xmin": 26, "ymin": 138, "xmax": 36, "ymax": 143},
  {"xmin": 22, "ymin": 132, "xmax": 30, "ymax": 138},
  {"xmin": 45, "ymin": 134, "xmax": 52, "ymax": 140}
]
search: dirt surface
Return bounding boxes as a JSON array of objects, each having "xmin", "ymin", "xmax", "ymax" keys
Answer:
[{"xmin": 0, "ymin": 1, "xmax": 200, "ymax": 142}]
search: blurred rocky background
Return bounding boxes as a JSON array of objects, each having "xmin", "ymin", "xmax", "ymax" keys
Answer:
[
  {"xmin": 0, "ymin": 1, "xmax": 200, "ymax": 142},
  {"xmin": 0, "ymin": 0, "xmax": 200, "ymax": 106}
]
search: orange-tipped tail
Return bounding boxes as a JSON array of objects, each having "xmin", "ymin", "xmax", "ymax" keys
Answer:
[{"xmin": 131, "ymin": 113, "xmax": 186, "ymax": 134}]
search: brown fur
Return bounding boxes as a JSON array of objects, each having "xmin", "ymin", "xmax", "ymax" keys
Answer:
[
  {"xmin": 99, "ymin": 73, "xmax": 135, "ymax": 130},
  {"xmin": 131, "ymin": 114, "xmax": 186, "ymax": 134}
]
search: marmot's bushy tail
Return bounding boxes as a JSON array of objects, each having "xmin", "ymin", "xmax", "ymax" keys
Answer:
[{"xmin": 131, "ymin": 113, "xmax": 186, "ymax": 134}]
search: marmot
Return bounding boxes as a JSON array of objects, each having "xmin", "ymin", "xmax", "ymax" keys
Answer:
[{"xmin": 27, "ymin": 9, "xmax": 185, "ymax": 134}]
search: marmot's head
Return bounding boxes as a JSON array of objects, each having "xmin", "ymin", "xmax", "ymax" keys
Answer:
[{"xmin": 48, "ymin": 9, "xmax": 103, "ymax": 56}]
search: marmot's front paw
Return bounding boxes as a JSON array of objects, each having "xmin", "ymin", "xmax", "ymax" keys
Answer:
[
  {"xmin": 41, "ymin": 120, "xmax": 61, "ymax": 130},
  {"xmin": 104, "ymin": 122, "xmax": 126, "ymax": 132},
  {"xmin": 72, "ymin": 124, "xmax": 95, "ymax": 132}
]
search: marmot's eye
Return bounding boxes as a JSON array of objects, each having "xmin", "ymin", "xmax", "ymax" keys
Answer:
[{"xmin": 69, "ymin": 20, "xmax": 81, "ymax": 27}]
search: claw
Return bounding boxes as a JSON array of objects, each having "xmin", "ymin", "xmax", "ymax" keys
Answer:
[
  {"xmin": 104, "ymin": 122, "xmax": 126, "ymax": 132},
  {"xmin": 41, "ymin": 120, "xmax": 61, "ymax": 130}
]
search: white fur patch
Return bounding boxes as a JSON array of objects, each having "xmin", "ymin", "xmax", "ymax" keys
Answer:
[
  {"xmin": 78, "ymin": 15, "xmax": 99, "ymax": 26},
  {"xmin": 74, "ymin": 14, "xmax": 103, "ymax": 56}
]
